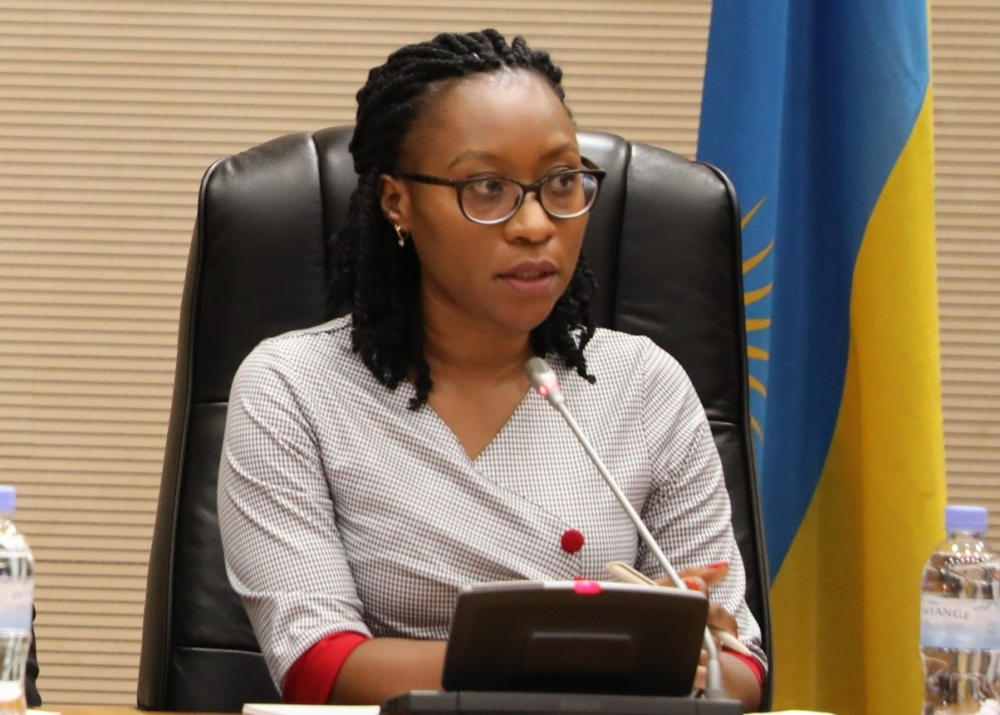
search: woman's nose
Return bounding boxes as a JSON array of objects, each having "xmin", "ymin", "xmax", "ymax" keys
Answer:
[{"xmin": 505, "ymin": 192, "xmax": 556, "ymax": 242}]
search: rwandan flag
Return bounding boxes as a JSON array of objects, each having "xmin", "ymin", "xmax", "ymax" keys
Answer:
[{"xmin": 697, "ymin": 2, "xmax": 947, "ymax": 712}]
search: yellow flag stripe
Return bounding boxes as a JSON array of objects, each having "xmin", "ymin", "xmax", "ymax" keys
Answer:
[{"xmin": 770, "ymin": 89, "xmax": 946, "ymax": 713}]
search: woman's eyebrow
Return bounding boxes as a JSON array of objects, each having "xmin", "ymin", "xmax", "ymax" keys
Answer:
[
  {"xmin": 446, "ymin": 150, "xmax": 498, "ymax": 169},
  {"xmin": 445, "ymin": 142, "xmax": 579, "ymax": 170}
]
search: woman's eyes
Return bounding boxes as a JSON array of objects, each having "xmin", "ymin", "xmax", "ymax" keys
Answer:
[
  {"xmin": 468, "ymin": 178, "xmax": 509, "ymax": 196},
  {"xmin": 549, "ymin": 173, "xmax": 578, "ymax": 190},
  {"xmin": 467, "ymin": 169, "xmax": 580, "ymax": 187}
]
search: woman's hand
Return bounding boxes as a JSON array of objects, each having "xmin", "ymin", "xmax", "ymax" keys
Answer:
[
  {"xmin": 655, "ymin": 562, "xmax": 739, "ymax": 693},
  {"xmin": 655, "ymin": 562, "xmax": 761, "ymax": 709}
]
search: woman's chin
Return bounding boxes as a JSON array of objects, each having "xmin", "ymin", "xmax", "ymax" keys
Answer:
[{"xmin": 493, "ymin": 306, "xmax": 561, "ymax": 336}]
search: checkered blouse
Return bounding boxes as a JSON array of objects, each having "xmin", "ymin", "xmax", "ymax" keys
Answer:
[{"xmin": 217, "ymin": 316, "xmax": 765, "ymax": 689}]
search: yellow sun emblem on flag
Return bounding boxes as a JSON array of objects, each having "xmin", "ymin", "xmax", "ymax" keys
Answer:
[{"xmin": 742, "ymin": 196, "xmax": 773, "ymax": 443}]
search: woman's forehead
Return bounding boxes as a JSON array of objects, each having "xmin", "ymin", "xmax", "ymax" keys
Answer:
[{"xmin": 401, "ymin": 71, "xmax": 576, "ymax": 168}]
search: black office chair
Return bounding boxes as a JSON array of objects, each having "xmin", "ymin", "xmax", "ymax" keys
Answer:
[
  {"xmin": 137, "ymin": 126, "xmax": 772, "ymax": 712},
  {"xmin": 27, "ymin": 609, "xmax": 40, "ymax": 708}
]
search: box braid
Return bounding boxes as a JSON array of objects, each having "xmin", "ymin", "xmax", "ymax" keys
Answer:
[{"xmin": 328, "ymin": 29, "xmax": 597, "ymax": 409}]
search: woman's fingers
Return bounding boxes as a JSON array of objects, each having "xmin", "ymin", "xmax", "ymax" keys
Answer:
[
  {"xmin": 686, "ymin": 561, "xmax": 729, "ymax": 587},
  {"xmin": 707, "ymin": 602, "xmax": 739, "ymax": 636},
  {"xmin": 692, "ymin": 664, "xmax": 706, "ymax": 693},
  {"xmin": 651, "ymin": 561, "xmax": 750, "ymax": 658},
  {"xmin": 655, "ymin": 560, "xmax": 729, "ymax": 591},
  {"xmin": 653, "ymin": 563, "xmax": 740, "ymax": 639},
  {"xmin": 681, "ymin": 575, "xmax": 707, "ymax": 594},
  {"xmin": 691, "ymin": 632, "xmax": 724, "ymax": 695}
]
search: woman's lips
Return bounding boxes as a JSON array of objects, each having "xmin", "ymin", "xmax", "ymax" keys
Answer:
[{"xmin": 497, "ymin": 260, "xmax": 559, "ymax": 297}]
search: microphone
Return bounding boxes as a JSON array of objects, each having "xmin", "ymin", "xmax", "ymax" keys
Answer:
[{"xmin": 524, "ymin": 356, "xmax": 726, "ymax": 701}]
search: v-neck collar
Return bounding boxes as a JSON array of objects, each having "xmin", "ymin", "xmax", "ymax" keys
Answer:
[{"xmin": 421, "ymin": 386, "xmax": 537, "ymax": 465}]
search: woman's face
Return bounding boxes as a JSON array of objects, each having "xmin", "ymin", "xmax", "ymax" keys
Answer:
[{"xmin": 380, "ymin": 70, "xmax": 588, "ymax": 339}]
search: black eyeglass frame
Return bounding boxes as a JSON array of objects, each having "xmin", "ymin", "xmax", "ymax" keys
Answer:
[{"xmin": 392, "ymin": 160, "xmax": 607, "ymax": 226}]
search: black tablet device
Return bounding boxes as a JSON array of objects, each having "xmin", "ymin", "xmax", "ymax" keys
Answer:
[{"xmin": 440, "ymin": 580, "xmax": 709, "ymax": 697}]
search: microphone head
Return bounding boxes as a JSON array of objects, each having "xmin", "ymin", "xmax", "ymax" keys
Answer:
[{"xmin": 525, "ymin": 357, "xmax": 565, "ymax": 405}]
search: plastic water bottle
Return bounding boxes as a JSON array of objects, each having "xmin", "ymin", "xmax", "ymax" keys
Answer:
[
  {"xmin": 921, "ymin": 505, "xmax": 1000, "ymax": 715},
  {"xmin": 0, "ymin": 487, "xmax": 34, "ymax": 715}
]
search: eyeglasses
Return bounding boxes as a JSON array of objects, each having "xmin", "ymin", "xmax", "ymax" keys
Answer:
[{"xmin": 393, "ymin": 163, "xmax": 606, "ymax": 226}]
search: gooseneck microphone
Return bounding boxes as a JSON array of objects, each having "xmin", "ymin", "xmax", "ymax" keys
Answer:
[{"xmin": 524, "ymin": 356, "xmax": 726, "ymax": 701}]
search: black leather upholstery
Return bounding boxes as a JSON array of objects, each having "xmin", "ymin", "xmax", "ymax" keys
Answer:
[
  {"xmin": 137, "ymin": 126, "xmax": 771, "ymax": 712},
  {"xmin": 27, "ymin": 609, "xmax": 39, "ymax": 707}
]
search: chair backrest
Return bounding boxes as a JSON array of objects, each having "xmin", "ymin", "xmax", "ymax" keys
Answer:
[{"xmin": 137, "ymin": 126, "xmax": 771, "ymax": 712}]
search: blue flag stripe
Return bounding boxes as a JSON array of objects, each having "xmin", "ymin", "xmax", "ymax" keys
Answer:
[{"xmin": 697, "ymin": 0, "xmax": 931, "ymax": 577}]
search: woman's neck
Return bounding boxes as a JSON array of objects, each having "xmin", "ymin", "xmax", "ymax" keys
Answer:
[{"xmin": 422, "ymin": 321, "xmax": 534, "ymax": 384}]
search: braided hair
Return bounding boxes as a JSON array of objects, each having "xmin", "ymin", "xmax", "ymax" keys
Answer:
[{"xmin": 328, "ymin": 29, "xmax": 597, "ymax": 409}]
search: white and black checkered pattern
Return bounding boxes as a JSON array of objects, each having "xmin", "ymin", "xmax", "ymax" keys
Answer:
[{"xmin": 217, "ymin": 316, "xmax": 766, "ymax": 688}]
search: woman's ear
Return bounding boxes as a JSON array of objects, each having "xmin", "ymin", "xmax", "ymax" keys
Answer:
[{"xmin": 378, "ymin": 174, "xmax": 409, "ymax": 229}]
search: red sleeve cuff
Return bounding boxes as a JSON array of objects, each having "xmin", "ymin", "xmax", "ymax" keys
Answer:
[
  {"xmin": 723, "ymin": 646, "xmax": 766, "ymax": 700},
  {"xmin": 282, "ymin": 631, "xmax": 369, "ymax": 704}
]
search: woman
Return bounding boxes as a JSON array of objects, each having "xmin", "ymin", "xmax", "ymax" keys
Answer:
[{"xmin": 218, "ymin": 29, "xmax": 766, "ymax": 709}]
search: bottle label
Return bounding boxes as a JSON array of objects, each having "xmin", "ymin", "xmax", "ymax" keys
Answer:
[
  {"xmin": 0, "ymin": 579, "xmax": 33, "ymax": 631},
  {"xmin": 921, "ymin": 594, "xmax": 1000, "ymax": 649}
]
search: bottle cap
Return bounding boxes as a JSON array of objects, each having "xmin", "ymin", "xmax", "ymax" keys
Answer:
[
  {"xmin": 0, "ymin": 486, "xmax": 15, "ymax": 515},
  {"xmin": 946, "ymin": 505, "xmax": 988, "ymax": 534}
]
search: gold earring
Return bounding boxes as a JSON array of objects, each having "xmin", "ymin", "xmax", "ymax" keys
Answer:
[{"xmin": 393, "ymin": 224, "xmax": 409, "ymax": 248}]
